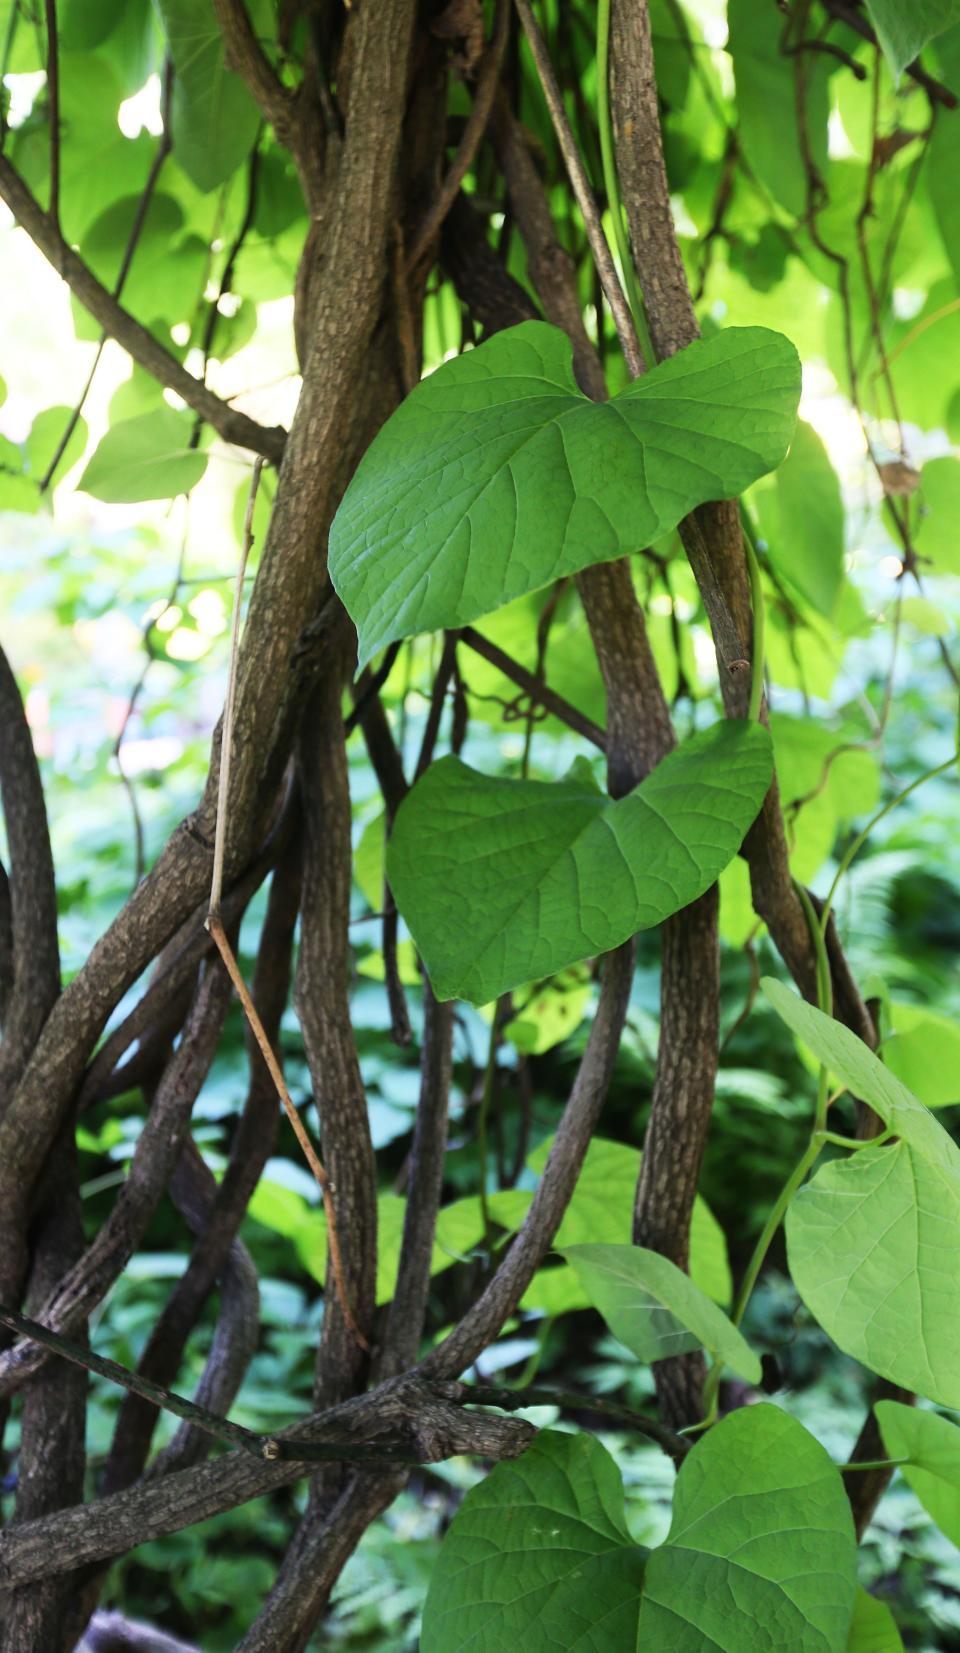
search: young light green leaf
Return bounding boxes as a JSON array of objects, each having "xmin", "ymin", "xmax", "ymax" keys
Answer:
[
  {"xmin": 639, "ymin": 1405, "xmax": 857, "ymax": 1652},
  {"xmin": 24, "ymin": 406, "xmax": 88, "ymax": 486},
  {"xmin": 562, "ymin": 1243, "xmax": 761, "ymax": 1382},
  {"xmin": 78, "ymin": 409, "xmax": 208, "ymax": 503},
  {"xmin": 875, "ymin": 1400, "xmax": 960, "ymax": 1547},
  {"xmin": 761, "ymin": 978, "xmax": 960, "ymax": 1171},
  {"xmin": 420, "ymin": 1431, "xmax": 647, "ymax": 1653},
  {"xmin": 847, "ymin": 1588, "xmax": 903, "ymax": 1652},
  {"xmin": 388, "ymin": 721, "xmax": 772, "ymax": 1003},
  {"xmin": 329, "ymin": 321, "xmax": 800, "ymax": 667},
  {"xmin": 863, "ymin": 0, "xmax": 960, "ymax": 80},
  {"xmin": 787, "ymin": 1141, "xmax": 960, "ymax": 1406},
  {"xmin": 155, "ymin": 0, "xmax": 268, "ymax": 191}
]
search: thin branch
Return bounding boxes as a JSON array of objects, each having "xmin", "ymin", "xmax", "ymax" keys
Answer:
[
  {"xmin": 375, "ymin": 989, "xmax": 454, "ymax": 1381},
  {"xmin": 424, "ymin": 941, "xmax": 635, "ymax": 1378},
  {"xmin": 406, "ymin": 0, "xmax": 511, "ymax": 270},
  {"xmin": 0, "ymin": 642, "xmax": 60, "ymax": 1105},
  {"xmin": 0, "ymin": 955, "xmax": 233, "ymax": 1401},
  {"xmin": 513, "ymin": 0, "xmax": 644, "ymax": 375},
  {"xmin": 0, "ymin": 156, "xmax": 286, "ymax": 463},
  {"xmin": 459, "ymin": 626, "xmax": 607, "ymax": 749},
  {"xmin": 212, "ymin": 0, "xmax": 296, "ymax": 133},
  {"xmin": 0, "ymin": 1302, "xmax": 444, "ymax": 1466},
  {"xmin": 469, "ymin": 1382, "xmax": 689, "ymax": 1463}
]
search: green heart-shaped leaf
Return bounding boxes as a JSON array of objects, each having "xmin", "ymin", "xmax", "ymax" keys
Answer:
[
  {"xmin": 639, "ymin": 1405, "xmax": 857, "ymax": 1651},
  {"xmin": 764, "ymin": 981, "xmax": 960, "ymax": 1405},
  {"xmin": 787, "ymin": 1142, "xmax": 960, "ymax": 1405},
  {"xmin": 875, "ymin": 1400, "xmax": 960, "ymax": 1549},
  {"xmin": 330, "ymin": 320, "xmax": 800, "ymax": 667},
  {"xmin": 79, "ymin": 409, "xmax": 207, "ymax": 502},
  {"xmin": 562, "ymin": 1243, "xmax": 761, "ymax": 1382},
  {"xmin": 420, "ymin": 1430, "xmax": 647, "ymax": 1653},
  {"xmin": 388, "ymin": 720, "xmax": 772, "ymax": 1003}
]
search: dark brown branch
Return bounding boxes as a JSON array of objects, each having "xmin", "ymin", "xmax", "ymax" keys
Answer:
[
  {"xmin": 0, "ymin": 1303, "xmax": 532, "ymax": 1473},
  {"xmin": 0, "ymin": 157, "xmax": 286, "ymax": 463},
  {"xmin": 234, "ymin": 1473, "xmax": 406, "ymax": 1653},
  {"xmin": 78, "ymin": 795, "xmax": 294, "ymax": 1112},
  {"xmin": 3, "ymin": 1121, "xmax": 87, "ymax": 1648},
  {"xmin": 441, "ymin": 194, "xmax": 537, "ymax": 341},
  {"xmin": 407, "ymin": 0, "xmax": 510, "ymax": 270},
  {"xmin": 295, "ymin": 634, "xmax": 378, "ymax": 1404},
  {"xmin": 103, "ymin": 841, "xmax": 301, "ymax": 1492},
  {"xmin": 0, "ymin": 955, "xmax": 233, "ymax": 1400},
  {"xmin": 147, "ymin": 1147, "xmax": 261, "ymax": 1477},
  {"xmin": 469, "ymin": 1383, "xmax": 689, "ymax": 1464},
  {"xmin": 0, "ymin": 1375, "xmax": 535, "ymax": 1586},
  {"xmin": 423, "ymin": 942, "xmax": 635, "ymax": 1378},
  {"xmin": 609, "ymin": 0, "xmax": 876, "ymax": 1047},
  {"xmin": 211, "ymin": 0, "xmax": 296, "ymax": 134},
  {"xmin": 0, "ymin": 642, "xmax": 60, "ymax": 1107},
  {"xmin": 513, "ymin": 0, "xmax": 643, "ymax": 374},
  {"xmin": 633, "ymin": 893, "xmax": 718, "ymax": 1425},
  {"xmin": 375, "ymin": 989, "xmax": 454, "ymax": 1381}
]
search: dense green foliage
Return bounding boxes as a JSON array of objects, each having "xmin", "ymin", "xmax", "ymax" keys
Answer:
[{"xmin": 3, "ymin": 0, "xmax": 960, "ymax": 1648}]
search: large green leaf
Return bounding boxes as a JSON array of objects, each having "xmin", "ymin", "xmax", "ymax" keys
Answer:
[
  {"xmin": 329, "ymin": 321, "xmax": 800, "ymax": 668},
  {"xmin": 155, "ymin": 0, "xmax": 267, "ymax": 191},
  {"xmin": 846, "ymin": 1588, "xmax": 903, "ymax": 1652},
  {"xmin": 78, "ymin": 409, "xmax": 207, "ymax": 502},
  {"xmin": 864, "ymin": 0, "xmax": 960, "ymax": 79},
  {"xmin": 787, "ymin": 1141, "xmax": 960, "ymax": 1405},
  {"xmin": 875, "ymin": 1400, "xmax": 960, "ymax": 1547},
  {"xmin": 388, "ymin": 721, "xmax": 773, "ymax": 1003},
  {"xmin": 420, "ymin": 1431, "xmax": 647, "ymax": 1653},
  {"xmin": 765, "ymin": 981, "xmax": 960, "ymax": 1403},
  {"xmin": 562, "ymin": 1243, "xmax": 761, "ymax": 1382},
  {"xmin": 639, "ymin": 1405, "xmax": 857, "ymax": 1651}
]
